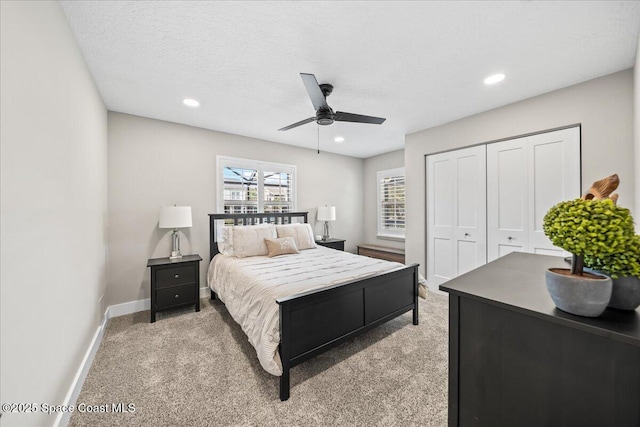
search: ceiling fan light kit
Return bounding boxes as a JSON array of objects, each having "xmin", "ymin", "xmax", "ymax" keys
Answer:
[{"xmin": 278, "ymin": 73, "xmax": 386, "ymax": 131}]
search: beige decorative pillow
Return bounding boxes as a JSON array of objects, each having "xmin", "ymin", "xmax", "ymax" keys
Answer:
[
  {"xmin": 232, "ymin": 225, "xmax": 277, "ymax": 258},
  {"xmin": 264, "ymin": 237, "xmax": 299, "ymax": 257},
  {"xmin": 275, "ymin": 224, "xmax": 317, "ymax": 250}
]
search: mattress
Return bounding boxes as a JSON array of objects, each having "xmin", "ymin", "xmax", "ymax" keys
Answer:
[{"xmin": 207, "ymin": 246, "xmax": 420, "ymax": 376}]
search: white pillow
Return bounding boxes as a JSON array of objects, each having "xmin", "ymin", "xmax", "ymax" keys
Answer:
[
  {"xmin": 217, "ymin": 226, "xmax": 234, "ymax": 256},
  {"xmin": 275, "ymin": 223, "xmax": 317, "ymax": 250},
  {"xmin": 232, "ymin": 224, "xmax": 277, "ymax": 258}
]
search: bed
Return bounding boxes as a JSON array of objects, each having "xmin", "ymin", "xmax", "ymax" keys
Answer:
[{"xmin": 207, "ymin": 212, "xmax": 420, "ymax": 401}]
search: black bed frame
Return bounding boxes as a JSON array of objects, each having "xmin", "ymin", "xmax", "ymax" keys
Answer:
[{"xmin": 208, "ymin": 212, "xmax": 419, "ymax": 401}]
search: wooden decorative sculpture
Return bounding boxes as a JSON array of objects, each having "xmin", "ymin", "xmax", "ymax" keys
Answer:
[{"xmin": 582, "ymin": 173, "xmax": 619, "ymax": 204}]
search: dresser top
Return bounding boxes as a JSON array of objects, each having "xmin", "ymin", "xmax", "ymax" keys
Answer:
[{"xmin": 440, "ymin": 252, "xmax": 640, "ymax": 347}]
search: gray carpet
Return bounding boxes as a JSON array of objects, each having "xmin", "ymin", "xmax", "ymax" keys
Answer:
[{"xmin": 69, "ymin": 292, "xmax": 449, "ymax": 427}]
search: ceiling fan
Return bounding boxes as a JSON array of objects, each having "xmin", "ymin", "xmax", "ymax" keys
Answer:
[{"xmin": 278, "ymin": 73, "xmax": 386, "ymax": 131}]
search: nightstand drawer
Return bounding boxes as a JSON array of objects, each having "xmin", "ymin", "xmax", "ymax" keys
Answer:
[
  {"xmin": 155, "ymin": 265, "xmax": 196, "ymax": 288},
  {"xmin": 156, "ymin": 283, "xmax": 196, "ymax": 309},
  {"xmin": 315, "ymin": 239, "xmax": 345, "ymax": 251},
  {"xmin": 147, "ymin": 254, "xmax": 202, "ymax": 323},
  {"xmin": 323, "ymin": 241, "xmax": 344, "ymax": 251}
]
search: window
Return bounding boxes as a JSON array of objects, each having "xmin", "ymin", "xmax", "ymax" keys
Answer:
[
  {"xmin": 377, "ymin": 167, "xmax": 405, "ymax": 239},
  {"xmin": 217, "ymin": 156, "xmax": 296, "ymax": 214}
]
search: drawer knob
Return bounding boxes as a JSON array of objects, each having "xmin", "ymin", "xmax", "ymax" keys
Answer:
[
  {"xmin": 174, "ymin": 294, "xmax": 179, "ymax": 298},
  {"xmin": 174, "ymin": 274, "xmax": 179, "ymax": 278}
]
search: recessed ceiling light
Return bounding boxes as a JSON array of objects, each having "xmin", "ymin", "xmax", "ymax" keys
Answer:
[
  {"xmin": 484, "ymin": 73, "xmax": 506, "ymax": 85},
  {"xmin": 334, "ymin": 136, "xmax": 345, "ymax": 143},
  {"xmin": 182, "ymin": 98, "xmax": 200, "ymax": 107}
]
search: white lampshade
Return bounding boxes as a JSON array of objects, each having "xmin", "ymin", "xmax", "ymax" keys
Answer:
[
  {"xmin": 317, "ymin": 206, "xmax": 336, "ymax": 221},
  {"xmin": 159, "ymin": 206, "xmax": 192, "ymax": 229}
]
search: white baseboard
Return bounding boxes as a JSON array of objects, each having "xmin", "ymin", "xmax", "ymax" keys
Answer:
[
  {"xmin": 107, "ymin": 297, "xmax": 150, "ymax": 318},
  {"xmin": 106, "ymin": 287, "xmax": 210, "ymax": 319},
  {"xmin": 199, "ymin": 286, "xmax": 210, "ymax": 299},
  {"xmin": 53, "ymin": 288, "xmax": 212, "ymax": 426},
  {"xmin": 53, "ymin": 310, "xmax": 108, "ymax": 427}
]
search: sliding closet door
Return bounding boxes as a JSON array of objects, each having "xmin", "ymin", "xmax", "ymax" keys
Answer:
[
  {"xmin": 527, "ymin": 127, "xmax": 581, "ymax": 256},
  {"xmin": 487, "ymin": 127, "xmax": 581, "ymax": 260},
  {"xmin": 427, "ymin": 146, "xmax": 486, "ymax": 287},
  {"xmin": 427, "ymin": 153, "xmax": 455, "ymax": 285},
  {"xmin": 455, "ymin": 147, "xmax": 487, "ymax": 275},
  {"xmin": 487, "ymin": 137, "xmax": 529, "ymax": 262}
]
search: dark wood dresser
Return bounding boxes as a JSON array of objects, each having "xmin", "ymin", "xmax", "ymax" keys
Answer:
[
  {"xmin": 440, "ymin": 252, "xmax": 640, "ymax": 427},
  {"xmin": 147, "ymin": 254, "xmax": 202, "ymax": 323}
]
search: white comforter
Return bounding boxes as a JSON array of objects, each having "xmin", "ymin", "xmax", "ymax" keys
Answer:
[{"xmin": 207, "ymin": 246, "xmax": 414, "ymax": 376}]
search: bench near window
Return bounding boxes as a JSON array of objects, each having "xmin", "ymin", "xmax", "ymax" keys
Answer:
[{"xmin": 356, "ymin": 244, "xmax": 405, "ymax": 264}]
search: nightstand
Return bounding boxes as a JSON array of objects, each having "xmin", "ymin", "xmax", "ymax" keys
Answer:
[
  {"xmin": 147, "ymin": 254, "xmax": 202, "ymax": 323},
  {"xmin": 315, "ymin": 238, "xmax": 345, "ymax": 251}
]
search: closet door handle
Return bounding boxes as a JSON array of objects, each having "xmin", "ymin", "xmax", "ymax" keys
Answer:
[
  {"xmin": 507, "ymin": 236, "xmax": 514, "ymax": 241},
  {"xmin": 464, "ymin": 233, "xmax": 470, "ymax": 237}
]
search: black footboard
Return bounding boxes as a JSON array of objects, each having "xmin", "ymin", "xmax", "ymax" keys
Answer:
[{"xmin": 276, "ymin": 264, "xmax": 419, "ymax": 401}]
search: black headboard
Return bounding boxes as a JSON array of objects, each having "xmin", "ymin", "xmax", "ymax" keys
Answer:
[{"xmin": 208, "ymin": 212, "xmax": 309, "ymax": 261}]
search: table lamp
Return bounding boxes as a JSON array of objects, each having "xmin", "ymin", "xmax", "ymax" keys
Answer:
[
  {"xmin": 317, "ymin": 206, "xmax": 336, "ymax": 241},
  {"xmin": 159, "ymin": 206, "xmax": 192, "ymax": 259}
]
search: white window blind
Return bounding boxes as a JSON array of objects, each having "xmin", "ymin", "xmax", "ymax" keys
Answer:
[
  {"xmin": 217, "ymin": 156, "xmax": 296, "ymax": 214},
  {"xmin": 377, "ymin": 167, "xmax": 405, "ymax": 239}
]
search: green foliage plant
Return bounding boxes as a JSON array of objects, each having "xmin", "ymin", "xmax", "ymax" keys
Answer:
[
  {"xmin": 585, "ymin": 234, "xmax": 640, "ymax": 279},
  {"xmin": 543, "ymin": 198, "xmax": 636, "ymax": 276}
]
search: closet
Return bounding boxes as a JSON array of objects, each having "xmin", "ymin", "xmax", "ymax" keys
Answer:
[
  {"xmin": 426, "ymin": 145, "xmax": 487, "ymax": 287},
  {"xmin": 426, "ymin": 127, "xmax": 581, "ymax": 287}
]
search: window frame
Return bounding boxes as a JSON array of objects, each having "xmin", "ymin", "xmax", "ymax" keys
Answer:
[
  {"xmin": 216, "ymin": 155, "xmax": 297, "ymax": 214},
  {"xmin": 376, "ymin": 167, "xmax": 406, "ymax": 240}
]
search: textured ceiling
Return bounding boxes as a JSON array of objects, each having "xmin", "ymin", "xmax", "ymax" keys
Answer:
[{"xmin": 60, "ymin": 1, "xmax": 640, "ymax": 158}]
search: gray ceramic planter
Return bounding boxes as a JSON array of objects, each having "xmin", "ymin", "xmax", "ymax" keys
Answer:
[
  {"xmin": 608, "ymin": 276, "xmax": 640, "ymax": 311},
  {"xmin": 545, "ymin": 268, "xmax": 612, "ymax": 317}
]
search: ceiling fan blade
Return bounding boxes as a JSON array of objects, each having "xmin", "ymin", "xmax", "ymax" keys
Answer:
[
  {"xmin": 300, "ymin": 73, "xmax": 329, "ymax": 111},
  {"xmin": 278, "ymin": 117, "xmax": 316, "ymax": 131},
  {"xmin": 334, "ymin": 111, "xmax": 386, "ymax": 124}
]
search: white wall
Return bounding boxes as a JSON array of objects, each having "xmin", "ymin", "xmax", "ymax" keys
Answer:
[
  {"xmin": 406, "ymin": 69, "xmax": 634, "ymax": 277},
  {"xmin": 363, "ymin": 149, "xmax": 405, "ymax": 249},
  {"xmin": 0, "ymin": 2, "xmax": 108, "ymax": 426},
  {"xmin": 635, "ymin": 35, "xmax": 640, "ymax": 232},
  {"xmin": 107, "ymin": 112, "xmax": 364, "ymax": 306}
]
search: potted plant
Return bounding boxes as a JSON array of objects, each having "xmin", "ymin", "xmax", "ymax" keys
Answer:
[
  {"xmin": 585, "ymin": 234, "xmax": 640, "ymax": 310},
  {"xmin": 542, "ymin": 198, "xmax": 636, "ymax": 317}
]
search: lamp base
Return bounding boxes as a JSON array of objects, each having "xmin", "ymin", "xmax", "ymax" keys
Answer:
[
  {"xmin": 322, "ymin": 221, "xmax": 331, "ymax": 241},
  {"xmin": 170, "ymin": 229, "xmax": 182, "ymax": 259}
]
